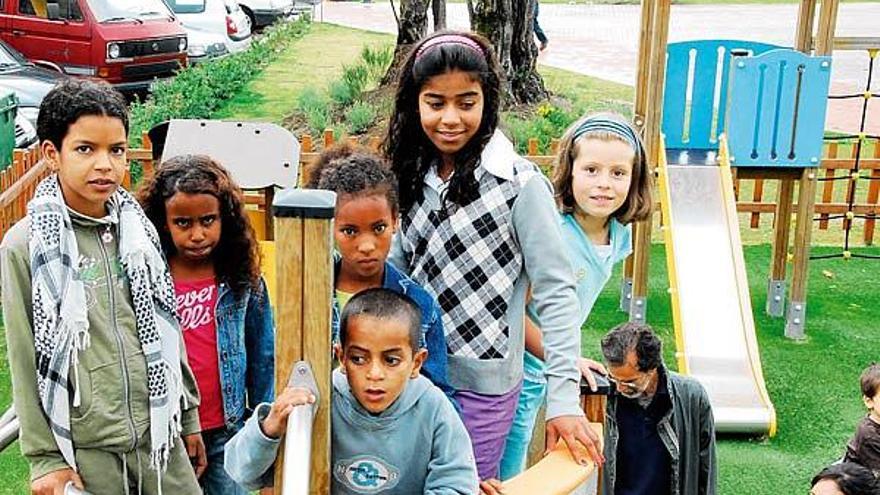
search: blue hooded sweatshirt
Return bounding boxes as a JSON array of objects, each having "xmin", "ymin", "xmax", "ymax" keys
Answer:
[{"xmin": 224, "ymin": 369, "xmax": 478, "ymax": 494}]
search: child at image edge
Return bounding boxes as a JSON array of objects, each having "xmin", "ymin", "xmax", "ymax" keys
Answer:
[
  {"xmin": 1, "ymin": 79, "xmax": 203, "ymax": 494},
  {"xmin": 845, "ymin": 363, "xmax": 880, "ymax": 476}
]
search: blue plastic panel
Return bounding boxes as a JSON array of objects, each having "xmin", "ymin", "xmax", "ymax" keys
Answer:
[
  {"xmin": 663, "ymin": 40, "xmax": 783, "ymax": 150},
  {"xmin": 726, "ymin": 50, "xmax": 832, "ymax": 167}
]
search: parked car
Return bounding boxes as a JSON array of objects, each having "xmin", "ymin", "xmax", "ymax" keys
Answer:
[
  {"xmin": 0, "ymin": 40, "xmax": 66, "ymax": 129},
  {"xmin": 237, "ymin": 0, "xmax": 293, "ymax": 30},
  {"xmin": 14, "ymin": 112, "xmax": 37, "ymax": 149},
  {"xmin": 166, "ymin": 0, "xmax": 251, "ymax": 64},
  {"xmin": 0, "ymin": 0, "xmax": 188, "ymax": 92}
]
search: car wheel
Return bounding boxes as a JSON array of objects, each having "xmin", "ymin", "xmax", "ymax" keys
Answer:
[{"xmin": 240, "ymin": 4, "xmax": 257, "ymax": 31}]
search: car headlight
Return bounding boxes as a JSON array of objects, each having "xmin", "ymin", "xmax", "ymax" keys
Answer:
[
  {"xmin": 107, "ymin": 42, "xmax": 121, "ymax": 59},
  {"xmin": 178, "ymin": 37, "xmax": 188, "ymax": 52},
  {"xmin": 17, "ymin": 106, "xmax": 39, "ymax": 127},
  {"xmin": 188, "ymin": 44, "xmax": 207, "ymax": 57}
]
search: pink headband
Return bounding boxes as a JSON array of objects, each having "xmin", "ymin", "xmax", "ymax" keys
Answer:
[{"xmin": 415, "ymin": 34, "xmax": 485, "ymax": 61}]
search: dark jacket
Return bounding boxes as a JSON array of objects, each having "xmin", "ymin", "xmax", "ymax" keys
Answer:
[{"xmin": 603, "ymin": 368, "xmax": 717, "ymax": 495}]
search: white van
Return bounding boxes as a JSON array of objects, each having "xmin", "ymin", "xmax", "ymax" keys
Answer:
[
  {"xmin": 166, "ymin": 0, "xmax": 252, "ymax": 63},
  {"xmin": 237, "ymin": 0, "xmax": 294, "ymax": 30}
]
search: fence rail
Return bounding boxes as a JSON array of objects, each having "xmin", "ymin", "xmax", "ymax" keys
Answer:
[{"xmin": 2, "ymin": 131, "xmax": 879, "ymax": 245}]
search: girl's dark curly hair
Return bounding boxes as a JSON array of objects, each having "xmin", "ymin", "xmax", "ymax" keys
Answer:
[
  {"xmin": 384, "ymin": 30, "xmax": 504, "ymax": 215},
  {"xmin": 136, "ymin": 155, "xmax": 262, "ymax": 295},
  {"xmin": 311, "ymin": 152, "xmax": 399, "ymax": 216}
]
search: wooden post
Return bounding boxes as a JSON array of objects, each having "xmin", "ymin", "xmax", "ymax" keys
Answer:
[
  {"xmin": 865, "ymin": 144, "xmax": 880, "ymax": 245},
  {"xmin": 768, "ymin": 0, "xmax": 821, "ymax": 320},
  {"xmin": 767, "ymin": 179, "xmax": 794, "ymax": 317},
  {"xmin": 782, "ymin": 0, "xmax": 839, "ymax": 337},
  {"xmin": 272, "ymin": 189, "xmax": 335, "ymax": 493},
  {"xmin": 786, "ymin": 168, "xmax": 817, "ymax": 339},
  {"xmin": 630, "ymin": 0, "xmax": 671, "ymax": 323},
  {"xmin": 622, "ymin": 0, "xmax": 659, "ymax": 315}
]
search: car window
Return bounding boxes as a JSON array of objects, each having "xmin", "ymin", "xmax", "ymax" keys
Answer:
[
  {"xmin": 84, "ymin": 0, "xmax": 174, "ymax": 22},
  {"xmin": 19, "ymin": 0, "xmax": 84, "ymax": 21},
  {"xmin": 164, "ymin": 0, "xmax": 205, "ymax": 14}
]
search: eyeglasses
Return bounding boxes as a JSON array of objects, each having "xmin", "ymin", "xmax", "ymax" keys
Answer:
[{"xmin": 608, "ymin": 372, "xmax": 650, "ymax": 392}]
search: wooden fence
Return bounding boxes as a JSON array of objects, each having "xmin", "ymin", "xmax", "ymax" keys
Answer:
[{"xmin": 2, "ymin": 131, "xmax": 879, "ymax": 245}]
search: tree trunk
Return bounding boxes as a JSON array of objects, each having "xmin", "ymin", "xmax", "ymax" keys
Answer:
[
  {"xmin": 471, "ymin": 0, "xmax": 547, "ymax": 106},
  {"xmin": 432, "ymin": 0, "xmax": 446, "ymax": 30},
  {"xmin": 382, "ymin": 0, "xmax": 431, "ymax": 86}
]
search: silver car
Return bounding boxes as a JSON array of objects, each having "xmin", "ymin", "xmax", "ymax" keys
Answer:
[{"xmin": 166, "ymin": 0, "xmax": 252, "ymax": 64}]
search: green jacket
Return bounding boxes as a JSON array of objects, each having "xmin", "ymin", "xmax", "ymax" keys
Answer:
[
  {"xmin": 0, "ymin": 213, "xmax": 200, "ymax": 481},
  {"xmin": 602, "ymin": 368, "xmax": 717, "ymax": 495}
]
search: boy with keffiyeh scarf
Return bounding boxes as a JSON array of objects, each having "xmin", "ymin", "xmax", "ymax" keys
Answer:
[{"xmin": 0, "ymin": 80, "xmax": 204, "ymax": 494}]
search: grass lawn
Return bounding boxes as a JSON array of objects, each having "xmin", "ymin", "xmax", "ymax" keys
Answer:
[
  {"xmin": 2, "ymin": 19, "xmax": 880, "ymax": 495},
  {"xmin": 585, "ymin": 244, "xmax": 880, "ymax": 493},
  {"xmin": 212, "ymin": 23, "xmax": 392, "ymax": 123}
]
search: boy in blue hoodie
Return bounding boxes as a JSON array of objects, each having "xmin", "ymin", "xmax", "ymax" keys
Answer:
[{"xmin": 224, "ymin": 288, "xmax": 478, "ymax": 494}]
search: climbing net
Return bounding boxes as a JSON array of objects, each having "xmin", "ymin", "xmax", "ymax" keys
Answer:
[{"xmin": 811, "ymin": 47, "xmax": 880, "ymax": 260}]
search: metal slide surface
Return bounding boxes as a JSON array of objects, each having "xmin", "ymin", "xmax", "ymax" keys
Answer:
[{"xmin": 660, "ymin": 153, "xmax": 776, "ymax": 435}]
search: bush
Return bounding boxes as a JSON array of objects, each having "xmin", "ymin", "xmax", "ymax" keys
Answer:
[
  {"xmin": 128, "ymin": 17, "xmax": 310, "ymax": 148},
  {"xmin": 341, "ymin": 64, "xmax": 369, "ymax": 99},
  {"xmin": 345, "ymin": 102, "xmax": 376, "ymax": 135},
  {"xmin": 361, "ymin": 44, "xmax": 393, "ymax": 83},
  {"xmin": 297, "ymin": 86, "xmax": 329, "ymax": 114},
  {"xmin": 329, "ymin": 79, "xmax": 356, "ymax": 107}
]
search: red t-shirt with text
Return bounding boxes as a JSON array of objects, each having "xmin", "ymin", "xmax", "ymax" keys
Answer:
[{"xmin": 175, "ymin": 277, "xmax": 224, "ymax": 431}]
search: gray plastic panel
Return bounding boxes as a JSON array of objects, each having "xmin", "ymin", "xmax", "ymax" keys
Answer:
[{"xmin": 161, "ymin": 119, "xmax": 299, "ymax": 189}]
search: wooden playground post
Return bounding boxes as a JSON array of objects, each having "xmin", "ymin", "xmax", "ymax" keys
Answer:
[
  {"xmin": 620, "ymin": 0, "xmax": 658, "ymax": 314},
  {"xmin": 785, "ymin": 0, "xmax": 839, "ymax": 338},
  {"xmin": 272, "ymin": 189, "xmax": 336, "ymax": 493},
  {"xmin": 766, "ymin": 0, "xmax": 818, "ymax": 318},
  {"xmin": 629, "ymin": 0, "xmax": 671, "ymax": 323}
]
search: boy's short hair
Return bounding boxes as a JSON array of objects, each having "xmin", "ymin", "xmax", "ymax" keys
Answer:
[
  {"xmin": 339, "ymin": 288, "xmax": 422, "ymax": 353},
  {"xmin": 861, "ymin": 363, "xmax": 880, "ymax": 398},
  {"xmin": 37, "ymin": 79, "xmax": 129, "ymax": 150}
]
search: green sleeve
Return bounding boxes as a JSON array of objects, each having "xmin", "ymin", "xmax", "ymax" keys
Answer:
[{"xmin": 1, "ymin": 229, "xmax": 71, "ymax": 481}]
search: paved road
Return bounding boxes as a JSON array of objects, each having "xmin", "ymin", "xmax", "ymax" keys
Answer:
[{"xmin": 320, "ymin": 1, "xmax": 879, "ymax": 134}]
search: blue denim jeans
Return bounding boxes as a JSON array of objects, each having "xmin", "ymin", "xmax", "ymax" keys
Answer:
[
  {"xmin": 201, "ymin": 427, "xmax": 249, "ymax": 495},
  {"xmin": 499, "ymin": 352, "xmax": 547, "ymax": 480}
]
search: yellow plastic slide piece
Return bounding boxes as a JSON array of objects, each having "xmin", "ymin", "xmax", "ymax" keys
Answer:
[{"xmin": 503, "ymin": 424, "xmax": 603, "ymax": 495}]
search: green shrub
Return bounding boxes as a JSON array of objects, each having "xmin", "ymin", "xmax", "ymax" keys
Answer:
[
  {"xmin": 341, "ymin": 64, "xmax": 369, "ymax": 98},
  {"xmin": 297, "ymin": 86, "xmax": 330, "ymax": 114},
  {"xmin": 128, "ymin": 17, "xmax": 310, "ymax": 149},
  {"xmin": 329, "ymin": 79, "xmax": 356, "ymax": 107},
  {"xmin": 361, "ymin": 44, "xmax": 393, "ymax": 83},
  {"xmin": 345, "ymin": 102, "xmax": 376, "ymax": 134},
  {"xmin": 306, "ymin": 106, "xmax": 331, "ymax": 136}
]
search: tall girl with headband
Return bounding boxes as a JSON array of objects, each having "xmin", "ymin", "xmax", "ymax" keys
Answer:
[
  {"xmin": 499, "ymin": 113, "xmax": 654, "ymax": 479},
  {"xmin": 385, "ymin": 30, "xmax": 603, "ymax": 486},
  {"xmin": 137, "ymin": 156, "xmax": 275, "ymax": 495}
]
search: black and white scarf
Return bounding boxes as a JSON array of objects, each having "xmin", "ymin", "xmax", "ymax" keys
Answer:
[{"xmin": 28, "ymin": 175, "xmax": 186, "ymax": 473}]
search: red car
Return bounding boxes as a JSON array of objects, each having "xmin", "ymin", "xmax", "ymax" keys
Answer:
[{"xmin": 0, "ymin": 0, "xmax": 188, "ymax": 92}]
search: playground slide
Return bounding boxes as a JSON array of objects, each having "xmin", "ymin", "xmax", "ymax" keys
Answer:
[{"xmin": 658, "ymin": 145, "xmax": 777, "ymax": 436}]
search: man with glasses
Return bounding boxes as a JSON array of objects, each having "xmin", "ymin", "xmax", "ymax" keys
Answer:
[{"xmin": 600, "ymin": 322, "xmax": 717, "ymax": 495}]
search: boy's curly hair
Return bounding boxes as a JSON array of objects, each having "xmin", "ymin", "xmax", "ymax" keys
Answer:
[
  {"xmin": 136, "ymin": 155, "xmax": 261, "ymax": 294},
  {"xmin": 861, "ymin": 363, "xmax": 880, "ymax": 398},
  {"xmin": 37, "ymin": 79, "xmax": 129, "ymax": 150}
]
